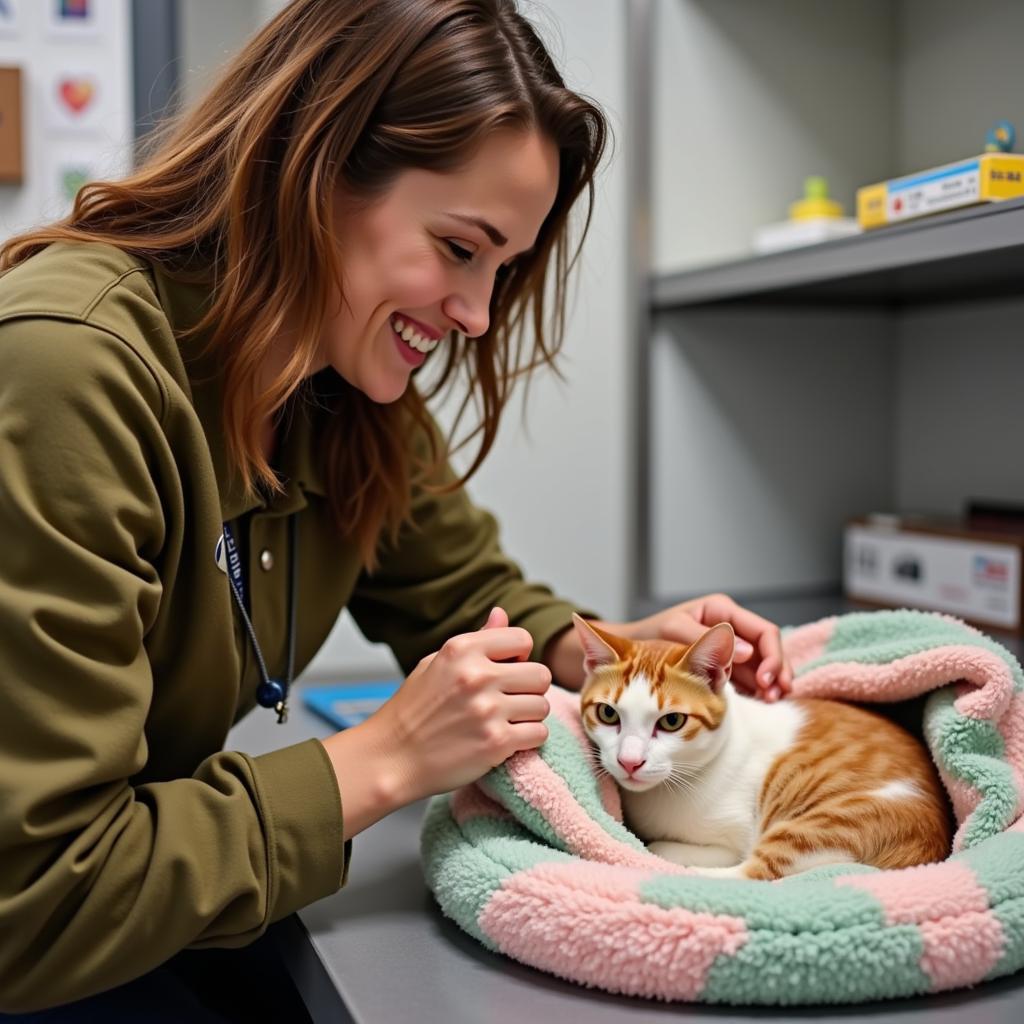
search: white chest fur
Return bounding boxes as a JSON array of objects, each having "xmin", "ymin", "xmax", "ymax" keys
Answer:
[{"xmin": 621, "ymin": 688, "xmax": 807, "ymax": 858}]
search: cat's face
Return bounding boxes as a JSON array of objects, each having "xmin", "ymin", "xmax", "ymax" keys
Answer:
[{"xmin": 574, "ymin": 616, "xmax": 733, "ymax": 792}]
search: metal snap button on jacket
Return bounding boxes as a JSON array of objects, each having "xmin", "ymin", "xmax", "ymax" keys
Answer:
[{"xmin": 259, "ymin": 549, "xmax": 274, "ymax": 572}]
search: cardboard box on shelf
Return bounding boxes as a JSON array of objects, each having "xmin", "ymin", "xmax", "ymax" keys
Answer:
[
  {"xmin": 844, "ymin": 514, "xmax": 1024, "ymax": 633},
  {"xmin": 856, "ymin": 153, "xmax": 1024, "ymax": 230}
]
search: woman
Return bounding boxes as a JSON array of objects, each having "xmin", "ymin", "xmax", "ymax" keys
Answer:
[{"xmin": 0, "ymin": 0, "xmax": 791, "ymax": 1015}]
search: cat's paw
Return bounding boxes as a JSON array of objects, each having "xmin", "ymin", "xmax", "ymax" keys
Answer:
[
  {"xmin": 647, "ymin": 840, "xmax": 741, "ymax": 868},
  {"xmin": 646, "ymin": 840, "xmax": 694, "ymax": 865}
]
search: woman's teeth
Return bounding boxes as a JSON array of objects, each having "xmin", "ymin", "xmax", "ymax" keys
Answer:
[{"xmin": 391, "ymin": 316, "xmax": 440, "ymax": 354}]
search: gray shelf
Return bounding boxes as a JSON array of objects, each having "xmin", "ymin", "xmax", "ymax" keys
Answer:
[{"xmin": 652, "ymin": 195, "xmax": 1024, "ymax": 309}]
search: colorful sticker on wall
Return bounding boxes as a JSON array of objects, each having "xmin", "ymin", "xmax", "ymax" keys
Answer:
[
  {"xmin": 46, "ymin": 0, "xmax": 108, "ymax": 38},
  {"xmin": 45, "ymin": 71, "xmax": 107, "ymax": 134},
  {"xmin": 59, "ymin": 162, "xmax": 94, "ymax": 203},
  {"xmin": 45, "ymin": 144, "xmax": 120, "ymax": 219},
  {"xmin": 0, "ymin": 0, "xmax": 23, "ymax": 39}
]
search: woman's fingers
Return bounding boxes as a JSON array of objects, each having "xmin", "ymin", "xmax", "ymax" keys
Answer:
[
  {"xmin": 693, "ymin": 595, "xmax": 790, "ymax": 698},
  {"xmin": 442, "ymin": 625, "xmax": 535, "ymax": 665},
  {"xmin": 497, "ymin": 661, "xmax": 551, "ymax": 694},
  {"xmin": 505, "ymin": 693, "xmax": 550, "ymax": 723},
  {"xmin": 507, "ymin": 720, "xmax": 549, "ymax": 752}
]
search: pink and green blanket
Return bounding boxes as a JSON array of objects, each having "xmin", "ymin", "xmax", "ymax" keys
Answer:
[{"xmin": 420, "ymin": 610, "xmax": 1024, "ymax": 1005}]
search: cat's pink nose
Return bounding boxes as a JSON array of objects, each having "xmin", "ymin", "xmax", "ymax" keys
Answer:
[{"xmin": 618, "ymin": 756, "xmax": 645, "ymax": 776}]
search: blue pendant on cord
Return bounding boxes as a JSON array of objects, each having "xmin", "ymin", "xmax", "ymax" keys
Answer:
[{"xmin": 257, "ymin": 679, "xmax": 287, "ymax": 709}]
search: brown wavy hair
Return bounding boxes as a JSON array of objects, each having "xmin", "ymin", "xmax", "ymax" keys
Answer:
[{"xmin": 0, "ymin": 0, "xmax": 606, "ymax": 569}]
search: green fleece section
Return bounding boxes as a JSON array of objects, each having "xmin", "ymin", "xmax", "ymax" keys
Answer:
[
  {"xmin": 420, "ymin": 796, "xmax": 570, "ymax": 946},
  {"xmin": 248, "ymin": 739, "xmax": 349, "ymax": 920},
  {"xmin": 481, "ymin": 767, "xmax": 566, "ymax": 851},
  {"xmin": 925, "ymin": 687, "xmax": 1017, "ymax": 846},
  {"xmin": 956, "ymin": 832, "xmax": 1024, "ymax": 980},
  {"xmin": 792, "ymin": 610, "xmax": 1024, "ymax": 690},
  {"xmin": 480, "ymin": 717, "xmax": 646, "ymax": 854},
  {"xmin": 641, "ymin": 869, "xmax": 932, "ymax": 1003},
  {"xmin": 701, "ymin": 923, "xmax": 930, "ymax": 1005},
  {"xmin": 641, "ymin": 871, "xmax": 885, "ymax": 932}
]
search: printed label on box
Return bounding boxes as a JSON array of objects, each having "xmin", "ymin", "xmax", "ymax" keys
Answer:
[
  {"xmin": 887, "ymin": 161, "xmax": 981, "ymax": 222},
  {"xmin": 845, "ymin": 525, "xmax": 1021, "ymax": 628}
]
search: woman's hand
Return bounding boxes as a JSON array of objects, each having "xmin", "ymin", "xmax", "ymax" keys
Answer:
[
  {"xmin": 544, "ymin": 593, "xmax": 792, "ymax": 702},
  {"xmin": 322, "ymin": 607, "xmax": 551, "ymax": 838},
  {"xmin": 618, "ymin": 594, "xmax": 792, "ymax": 701}
]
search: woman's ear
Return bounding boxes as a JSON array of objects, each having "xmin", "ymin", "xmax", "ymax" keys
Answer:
[
  {"xmin": 572, "ymin": 614, "xmax": 631, "ymax": 678},
  {"xmin": 680, "ymin": 623, "xmax": 735, "ymax": 694}
]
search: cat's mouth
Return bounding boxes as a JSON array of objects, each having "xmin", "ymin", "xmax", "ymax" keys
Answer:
[{"xmin": 615, "ymin": 772, "xmax": 662, "ymax": 792}]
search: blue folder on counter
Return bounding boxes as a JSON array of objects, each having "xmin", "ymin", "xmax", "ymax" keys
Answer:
[{"xmin": 302, "ymin": 680, "xmax": 401, "ymax": 729}]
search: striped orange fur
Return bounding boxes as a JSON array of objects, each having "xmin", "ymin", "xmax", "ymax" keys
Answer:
[{"xmin": 574, "ymin": 616, "xmax": 952, "ymax": 880}]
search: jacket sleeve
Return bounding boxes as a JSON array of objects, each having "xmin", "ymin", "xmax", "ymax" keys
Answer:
[
  {"xmin": 0, "ymin": 321, "xmax": 346, "ymax": 1013},
  {"xmin": 347, "ymin": 418, "xmax": 595, "ymax": 673}
]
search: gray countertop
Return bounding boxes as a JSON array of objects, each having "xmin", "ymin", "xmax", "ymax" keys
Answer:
[{"xmin": 228, "ymin": 682, "xmax": 1024, "ymax": 1024}]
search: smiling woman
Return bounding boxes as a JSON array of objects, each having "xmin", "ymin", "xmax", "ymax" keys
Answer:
[
  {"xmin": 323, "ymin": 127, "xmax": 560, "ymax": 406},
  {"xmin": 0, "ymin": 1, "xmax": 612, "ymax": 1015},
  {"xmin": 0, "ymin": 0, "xmax": 795, "ymax": 1017},
  {"xmin": 2, "ymin": 0, "xmax": 606, "ymax": 569}
]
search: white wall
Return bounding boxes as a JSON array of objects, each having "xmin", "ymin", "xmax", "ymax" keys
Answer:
[
  {"xmin": 178, "ymin": 0, "xmax": 259, "ymax": 109},
  {"xmin": 896, "ymin": 0, "xmax": 1024, "ymax": 176},
  {"xmin": 896, "ymin": 300, "xmax": 1024, "ymax": 516},
  {"xmin": 652, "ymin": 0, "xmax": 896, "ymax": 274},
  {"xmin": 650, "ymin": 307, "xmax": 896, "ymax": 599},
  {"xmin": 0, "ymin": 0, "xmax": 133, "ymax": 237}
]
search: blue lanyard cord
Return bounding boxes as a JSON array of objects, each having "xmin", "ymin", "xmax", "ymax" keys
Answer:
[{"xmin": 222, "ymin": 514, "xmax": 299, "ymax": 724}]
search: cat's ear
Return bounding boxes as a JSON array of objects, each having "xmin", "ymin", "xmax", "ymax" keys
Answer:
[
  {"xmin": 681, "ymin": 623, "xmax": 735, "ymax": 694},
  {"xmin": 572, "ymin": 614, "xmax": 631, "ymax": 676}
]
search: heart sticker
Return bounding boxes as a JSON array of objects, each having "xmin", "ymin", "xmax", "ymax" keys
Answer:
[{"xmin": 58, "ymin": 77, "xmax": 96, "ymax": 115}]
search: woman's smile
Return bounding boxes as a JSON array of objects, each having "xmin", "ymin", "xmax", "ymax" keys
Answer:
[{"xmin": 388, "ymin": 312, "xmax": 442, "ymax": 368}]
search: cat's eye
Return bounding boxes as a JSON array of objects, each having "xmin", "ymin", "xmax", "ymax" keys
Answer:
[
  {"xmin": 595, "ymin": 703, "xmax": 619, "ymax": 726},
  {"xmin": 658, "ymin": 712, "xmax": 688, "ymax": 732}
]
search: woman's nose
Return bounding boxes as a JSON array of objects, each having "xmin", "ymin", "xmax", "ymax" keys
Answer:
[{"xmin": 442, "ymin": 288, "xmax": 491, "ymax": 338}]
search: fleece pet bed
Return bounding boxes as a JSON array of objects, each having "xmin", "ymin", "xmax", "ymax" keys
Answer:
[{"xmin": 420, "ymin": 610, "xmax": 1024, "ymax": 1005}]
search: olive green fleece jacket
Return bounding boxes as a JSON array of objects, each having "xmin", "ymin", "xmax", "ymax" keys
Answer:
[{"xmin": 0, "ymin": 242, "xmax": 586, "ymax": 1012}]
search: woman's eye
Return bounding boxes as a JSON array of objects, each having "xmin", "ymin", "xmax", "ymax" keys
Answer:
[
  {"xmin": 658, "ymin": 712, "xmax": 688, "ymax": 732},
  {"xmin": 596, "ymin": 703, "xmax": 619, "ymax": 726},
  {"xmin": 445, "ymin": 240, "xmax": 474, "ymax": 263}
]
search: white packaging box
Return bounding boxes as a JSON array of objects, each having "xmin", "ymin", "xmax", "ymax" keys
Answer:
[{"xmin": 844, "ymin": 520, "xmax": 1023, "ymax": 632}]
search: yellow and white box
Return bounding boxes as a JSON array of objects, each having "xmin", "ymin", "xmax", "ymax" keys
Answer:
[{"xmin": 857, "ymin": 153, "xmax": 1024, "ymax": 229}]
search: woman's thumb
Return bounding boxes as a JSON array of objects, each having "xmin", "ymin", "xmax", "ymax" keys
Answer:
[{"xmin": 482, "ymin": 606, "xmax": 508, "ymax": 630}]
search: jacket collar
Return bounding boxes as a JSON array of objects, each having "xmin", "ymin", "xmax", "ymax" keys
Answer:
[{"xmin": 149, "ymin": 260, "xmax": 327, "ymax": 523}]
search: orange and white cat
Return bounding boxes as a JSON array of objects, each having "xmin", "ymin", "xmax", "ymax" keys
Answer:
[{"xmin": 574, "ymin": 615, "xmax": 951, "ymax": 880}]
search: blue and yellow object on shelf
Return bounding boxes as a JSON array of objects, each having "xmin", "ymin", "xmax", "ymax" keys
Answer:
[{"xmin": 857, "ymin": 121, "xmax": 1024, "ymax": 229}]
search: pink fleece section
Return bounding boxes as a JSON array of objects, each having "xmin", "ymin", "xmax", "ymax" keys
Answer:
[
  {"xmin": 502, "ymin": 747, "xmax": 689, "ymax": 874},
  {"xmin": 479, "ymin": 859, "xmax": 748, "ymax": 1000},
  {"xmin": 452, "ymin": 785, "xmax": 511, "ymax": 825},
  {"xmin": 782, "ymin": 618, "xmax": 836, "ymax": 672},
  {"xmin": 839, "ymin": 861, "xmax": 1005, "ymax": 990},
  {"xmin": 790, "ymin": 646, "xmax": 1015, "ymax": 719},
  {"xmin": 547, "ymin": 687, "xmax": 623, "ymax": 821},
  {"xmin": 997, "ymin": 692, "xmax": 1024, "ymax": 823},
  {"xmin": 939, "ymin": 768, "xmax": 984, "ymax": 847}
]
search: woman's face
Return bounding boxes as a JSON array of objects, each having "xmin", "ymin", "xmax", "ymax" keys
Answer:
[{"xmin": 322, "ymin": 128, "xmax": 560, "ymax": 404}]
